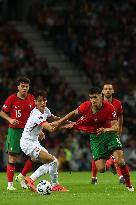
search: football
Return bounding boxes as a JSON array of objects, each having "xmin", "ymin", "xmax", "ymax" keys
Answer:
[{"xmin": 36, "ymin": 180, "xmax": 51, "ymax": 195}]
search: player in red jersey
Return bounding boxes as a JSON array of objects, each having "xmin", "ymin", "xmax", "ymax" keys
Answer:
[
  {"xmin": 0, "ymin": 76, "xmax": 35, "ymax": 191},
  {"xmin": 52, "ymin": 87, "xmax": 134, "ymax": 192},
  {"xmin": 91, "ymin": 84, "xmax": 125, "ymax": 185}
]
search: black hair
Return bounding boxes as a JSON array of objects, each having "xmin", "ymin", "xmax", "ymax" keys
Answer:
[
  {"xmin": 89, "ymin": 87, "xmax": 101, "ymax": 95},
  {"xmin": 34, "ymin": 90, "xmax": 47, "ymax": 99},
  {"xmin": 16, "ymin": 76, "xmax": 31, "ymax": 86}
]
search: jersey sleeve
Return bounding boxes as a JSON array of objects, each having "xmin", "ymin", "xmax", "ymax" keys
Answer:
[
  {"xmin": 45, "ymin": 107, "xmax": 52, "ymax": 118},
  {"xmin": 1, "ymin": 96, "xmax": 13, "ymax": 113},
  {"xmin": 36, "ymin": 115, "xmax": 47, "ymax": 126},
  {"xmin": 78, "ymin": 101, "xmax": 89, "ymax": 115},
  {"xmin": 31, "ymin": 109, "xmax": 47, "ymax": 126}
]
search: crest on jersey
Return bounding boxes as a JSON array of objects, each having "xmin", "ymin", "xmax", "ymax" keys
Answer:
[
  {"xmin": 3, "ymin": 105, "xmax": 7, "ymax": 108},
  {"xmin": 112, "ymin": 111, "xmax": 117, "ymax": 118}
]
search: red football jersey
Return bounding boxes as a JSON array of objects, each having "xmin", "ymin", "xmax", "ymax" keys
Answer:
[
  {"xmin": 112, "ymin": 98, "xmax": 123, "ymax": 117},
  {"xmin": 74, "ymin": 100, "xmax": 117, "ymax": 134},
  {"xmin": 2, "ymin": 93, "xmax": 35, "ymax": 128}
]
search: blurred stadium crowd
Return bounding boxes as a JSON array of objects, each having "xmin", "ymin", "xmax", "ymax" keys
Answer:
[{"xmin": 0, "ymin": 0, "xmax": 136, "ymax": 172}]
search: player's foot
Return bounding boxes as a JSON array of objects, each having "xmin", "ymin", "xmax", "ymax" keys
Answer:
[
  {"xmin": 91, "ymin": 177, "xmax": 97, "ymax": 184},
  {"xmin": 15, "ymin": 175, "xmax": 28, "ymax": 189},
  {"xmin": 126, "ymin": 185, "xmax": 134, "ymax": 192},
  {"xmin": 110, "ymin": 164, "xmax": 117, "ymax": 175},
  {"xmin": 25, "ymin": 176, "xmax": 37, "ymax": 192},
  {"xmin": 119, "ymin": 176, "xmax": 125, "ymax": 184},
  {"xmin": 7, "ymin": 186, "xmax": 17, "ymax": 191},
  {"xmin": 51, "ymin": 184, "xmax": 68, "ymax": 192}
]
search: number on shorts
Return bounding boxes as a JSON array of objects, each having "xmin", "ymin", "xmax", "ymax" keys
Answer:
[{"xmin": 116, "ymin": 138, "xmax": 121, "ymax": 145}]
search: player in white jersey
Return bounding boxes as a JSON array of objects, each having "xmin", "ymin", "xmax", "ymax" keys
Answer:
[{"xmin": 20, "ymin": 90, "xmax": 68, "ymax": 192}]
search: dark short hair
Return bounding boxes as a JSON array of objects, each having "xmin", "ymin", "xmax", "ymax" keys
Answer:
[
  {"xmin": 34, "ymin": 90, "xmax": 47, "ymax": 99},
  {"xmin": 103, "ymin": 82, "xmax": 113, "ymax": 87},
  {"xmin": 16, "ymin": 76, "xmax": 31, "ymax": 86},
  {"xmin": 89, "ymin": 87, "xmax": 101, "ymax": 95}
]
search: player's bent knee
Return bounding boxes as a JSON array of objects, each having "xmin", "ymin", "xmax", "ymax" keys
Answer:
[
  {"xmin": 116, "ymin": 158, "xmax": 125, "ymax": 168},
  {"xmin": 97, "ymin": 167, "xmax": 105, "ymax": 173},
  {"xmin": 8, "ymin": 154, "xmax": 18, "ymax": 163}
]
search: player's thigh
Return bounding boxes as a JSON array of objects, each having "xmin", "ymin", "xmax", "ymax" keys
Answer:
[
  {"xmin": 6, "ymin": 128, "xmax": 23, "ymax": 154},
  {"xmin": 39, "ymin": 149, "xmax": 54, "ymax": 164},
  {"xmin": 112, "ymin": 149, "xmax": 125, "ymax": 164},
  {"xmin": 107, "ymin": 133, "xmax": 122, "ymax": 152},
  {"xmin": 27, "ymin": 142, "xmax": 54, "ymax": 163},
  {"xmin": 90, "ymin": 134, "xmax": 110, "ymax": 160}
]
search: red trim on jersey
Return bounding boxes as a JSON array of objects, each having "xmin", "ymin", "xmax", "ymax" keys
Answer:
[{"xmin": 39, "ymin": 121, "xmax": 47, "ymax": 126}]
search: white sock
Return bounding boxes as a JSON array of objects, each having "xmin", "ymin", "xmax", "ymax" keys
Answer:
[
  {"xmin": 8, "ymin": 182, "xmax": 13, "ymax": 187},
  {"xmin": 30, "ymin": 164, "xmax": 49, "ymax": 181},
  {"xmin": 18, "ymin": 173, "xmax": 24, "ymax": 178},
  {"xmin": 49, "ymin": 158, "xmax": 59, "ymax": 185},
  {"xmin": 119, "ymin": 175, "xmax": 123, "ymax": 179}
]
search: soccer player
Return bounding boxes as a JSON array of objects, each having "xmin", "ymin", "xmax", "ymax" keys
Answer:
[
  {"xmin": 91, "ymin": 83, "xmax": 125, "ymax": 185},
  {"xmin": 15, "ymin": 104, "xmax": 61, "ymax": 189},
  {"xmin": 0, "ymin": 76, "xmax": 35, "ymax": 191},
  {"xmin": 20, "ymin": 90, "xmax": 68, "ymax": 192},
  {"xmin": 52, "ymin": 87, "xmax": 134, "ymax": 192}
]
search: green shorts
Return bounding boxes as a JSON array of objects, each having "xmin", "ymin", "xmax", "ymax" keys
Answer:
[
  {"xmin": 90, "ymin": 132, "xmax": 122, "ymax": 160},
  {"xmin": 6, "ymin": 128, "xmax": 23, "ymax": 154}
]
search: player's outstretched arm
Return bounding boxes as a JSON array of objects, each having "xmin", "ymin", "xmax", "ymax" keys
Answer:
[
  {"xmin": 41, "ymin": 121, "xmax": 63, "ymax": 132},
  {"xmin": 59, "ymin": 121, "xmax": 76, "ymax": 129},
  {"xmin": 51, "ymin": 109, "xmax": 79, "ymax": 127}
]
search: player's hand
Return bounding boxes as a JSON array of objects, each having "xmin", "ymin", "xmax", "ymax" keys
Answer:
[
  {"xmin": 10, "ymin": 119, "xmax": 19, "ymax": 126},
  {"xmin": 61, "ymin": 122, "xmax": 76, "ymax": 129},
  {"xmin": 50, "ymin": 120, "xmax": 61, "ymax": 127},
  {"xmin": 96, "ymin": 128, "xmax": 105, "ymax": 135},
  {"xmin": 38, "ymin": 131, "xmax": 45, "ymax": 141}
]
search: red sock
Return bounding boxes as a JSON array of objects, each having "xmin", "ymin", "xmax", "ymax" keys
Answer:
[
  {"xmin": 7, "ymin": 164, "xmax": 15, "ymax": 182},
  {"xmin": 115, "ymin": 163, "xmax": 123, "ymax": 177},
  {"xmin": 21, "ymin": 159, "xmax": 34, "ymax": 176},
  {"xmin": 106, "ymin": 158, "xmax": 114, "ymax": 170},
  {"xmin": 121, "ymin": 164, "xmax": 131, "ymax": 187},
  {"xmin": 91, "ymin": 159, "xmax": 97, "ymax": 177}
]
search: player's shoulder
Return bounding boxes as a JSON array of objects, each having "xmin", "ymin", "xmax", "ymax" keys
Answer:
[
  {"xmin": 6, "ymin": 93, "xmax": 17, "ymax": 101},
  {"xmin": 112, "ymin": 98, "xmax": 122, "ymax": 105},
  {"xmin": 80, "ymin": 100, "xmax": 90, "ymax": 107},
  {"xmin": 31, "ymin": 107, "xmax": 39, "ymax": 115},
  {"xmin": 27, "ymin": 93, "xmax": 35, "ymax": 100},
  {"xmin": 45, "ymin": 107, "xmax": 51, "ymax": 113},
  {"xmin": 103, "ymin": 100, "xmax": 114, "ymax": 109}
]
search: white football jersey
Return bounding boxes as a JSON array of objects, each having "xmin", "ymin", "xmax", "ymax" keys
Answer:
[{"xmin": 21, "ymin": 107, "xmax": 52, "ymax": 141}]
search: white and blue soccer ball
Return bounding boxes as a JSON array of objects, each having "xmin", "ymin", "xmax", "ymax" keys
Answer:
[{"xmin": 37, "ymin": 180, "xmax": 51, "ymax": 195}]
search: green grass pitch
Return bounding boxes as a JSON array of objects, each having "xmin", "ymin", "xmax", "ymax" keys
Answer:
[{"xmin": 1, "ymin": 171, "xmax": 136, "ymax": 205}]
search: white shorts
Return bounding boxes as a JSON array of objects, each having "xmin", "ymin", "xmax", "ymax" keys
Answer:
[{"xmin": 20, "ymin": 139, "xmax": 48, "ymax": 160}]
